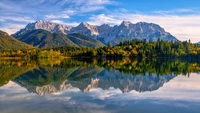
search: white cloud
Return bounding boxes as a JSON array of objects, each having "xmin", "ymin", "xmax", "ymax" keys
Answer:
[
  {"xmin": 87, "ymin": 0, "xmax": 116, "ymax": 5},
  {"xmin": 50, "ymin": 20, "xmax": 79, "ymax": 27},
  {"xmin": 46, "ymin": 14, "xmax": 70, "ymax": 19},
  {"xmin": 0, "ymin": 16, "xmax": 35, "ymax": 23},
  {"xmin": 79, "ymin": 6, "xmax": 105, "ymax": 13},
  {"xmin": 0, "ymin": 15, "xmax": 35, "ymax": 34},
  {"xmin": 44, "ymin": 0, "xmax": 117, "ymax": 21},
  {"xmin": 153, "ymin": 8, "xmax": 199, "ymax": 15},
  {"xmin": 50, "ymin": 20, "xmax": 65, "ymax": 24},
  {"xmin": 128, "ymin": 74, "xmax": 200, "ymax": 101},
  {"xmin": 0, "ymin": 23, "xmax": 26, "ymax": 34},
  {"xmin": 63, "ymin": 10, "xmax": 76, "ymax": 15},
  {"xmin": 60, "ymin": 0, "xmax": 117, "ymax": 14},
  {"xmin": 88, "ymin": 14, "xmax": 120, "ymax": 25},
  {"xmin": 69, "ymin": 0, "xmax": 116, "ymax": 6},
  {"xmin": 88, "ymin": 88, "xmax": 122, "ymax": 100}
]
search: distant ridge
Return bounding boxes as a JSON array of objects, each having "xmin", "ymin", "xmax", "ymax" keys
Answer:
[{"xmin": 196, "ymin": 41, "xmax": 200, "ymax": 44}]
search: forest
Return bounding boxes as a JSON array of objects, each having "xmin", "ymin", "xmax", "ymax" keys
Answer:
[{"xmin": 0, "ymin": 39, "xmax": 200, "ymax": 59}]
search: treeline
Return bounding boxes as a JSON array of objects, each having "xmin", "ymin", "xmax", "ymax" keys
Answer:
[
  {"xmin": 51, "ymin": 39, "xmax": 200, "ymax": 59},
  {"xmin": 0, "ymin": 49, "xmax": 61, "ymax": 58},
  {"xmin": 97, "ymin": 58, "xmax": 200, "ymax": 76},
  {"xmin": 73, "ymin": 39, "xmax": 200, "ymax": 59},
  {"xmin": 1, "ymin": 58, "xmax": 200, "ymax": 77},
  {"xmin": 0, "ymin": 39, "xmax": 200, "ymax": 59}
]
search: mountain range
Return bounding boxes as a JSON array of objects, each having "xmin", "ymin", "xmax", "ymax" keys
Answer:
[{"xmin": 11, "ymin": 20, "xmax": 178, "ymax": 48}]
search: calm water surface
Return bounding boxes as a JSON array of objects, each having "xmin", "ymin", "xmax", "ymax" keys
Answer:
[{"xmin": 0, "ymin": 59, "xmax": 200, "ymax": 113}]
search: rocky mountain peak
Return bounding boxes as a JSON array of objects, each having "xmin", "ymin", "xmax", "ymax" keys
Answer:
[
  {"xmin": 79, "ymin": 22, "xmax": 90, "ymax": 27},
  {"xmin": 35, "ymin": 20, "xmax": 46, "ymax": 24},
  {"xmin": 71, "ymin": 22, "xmax": 99, "ymax": 36},
  {"xmin": 120, "ymin": 21, "xmax": 132, "ymax": 27},
  {"xmin": 100, "ymin": 24, "xmax": 111, "ymax": 27},
  {"xmin": 135, "ymin": 22, "xmax": 165, "ymax": 32}
]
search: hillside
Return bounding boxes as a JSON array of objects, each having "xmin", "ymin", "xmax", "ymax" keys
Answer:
[
  {"xmin": 0, "ymin": 30, "xmax": 33, "ymax": 50},
  {"xmin": 68, "ymin": 33, "xmax": 105, "ymax": 48},
  {"xmin": 14, "ymin": 29, "xmax": 104, "ymax": 48},
  {"xmin": 14, "ymin": 29, "xmax": 77, "ymax": 48}
]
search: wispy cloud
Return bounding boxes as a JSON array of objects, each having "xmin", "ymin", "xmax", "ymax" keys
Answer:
[
  {"xmin": 152, "ymin": 8, "xmax": 199, "ymax": 15},
  {"xmin": 46, "ymin": 14, "xmax": 70, "ymax": 19},
  {"xmin": 0, "ymin": 16, "xmax": 35, "ymax": 23},
  {"xmin": 50, "ymin": 20, "xmax": 79, "ymax": 27},
  {"xmin": 50, "ymin": 20, "xmax": 65, "ymax": 24},
  {"xmin": 88, "ymin": 14, "xmax": 119, "ymax": 25},
  {"xmin": 0, "ymin": 23, "xmax": 26, "ymax": 35},
  {"xmin": 0, "ymin": 0, "xmax": 117, "ymax": 34},
  {"xmin": 58, "ymin": 0, "xmax": 118, "ymax": 15}
]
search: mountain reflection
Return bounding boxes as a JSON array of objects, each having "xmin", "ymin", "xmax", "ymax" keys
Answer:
[{"xmin": 0, "ymin": 58, "xmax": 200, "ymax": 95}]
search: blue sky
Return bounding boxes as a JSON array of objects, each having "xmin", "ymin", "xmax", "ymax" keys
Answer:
[{"xmin": 0, "ymin": 0, "xmax": 200, "ymax": 42}]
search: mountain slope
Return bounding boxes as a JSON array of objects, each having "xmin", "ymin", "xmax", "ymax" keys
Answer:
[
  {"xmin": 14, "ymin": 29, "xmax": 77, "ymax": 48},
  {"xmin": 0, "ymin": 30, "xmax": 33, "ymax": 50},
  {"xmin": 13, "ymin": 29, "xmax": 104, "ymax": 48},
  {"xmin": 68, "ymin": 33, "xmax": 105, "ymax": 48}
]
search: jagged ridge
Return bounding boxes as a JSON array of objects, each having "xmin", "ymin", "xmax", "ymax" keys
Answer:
[{"xmin": 12, "ymin": 20, "xmax": 179, "ymax": 45}]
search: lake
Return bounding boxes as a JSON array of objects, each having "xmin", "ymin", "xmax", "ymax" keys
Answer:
[{"xmin": 0, "ymin": 58, "xmax": 200, "ymax": 113}]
